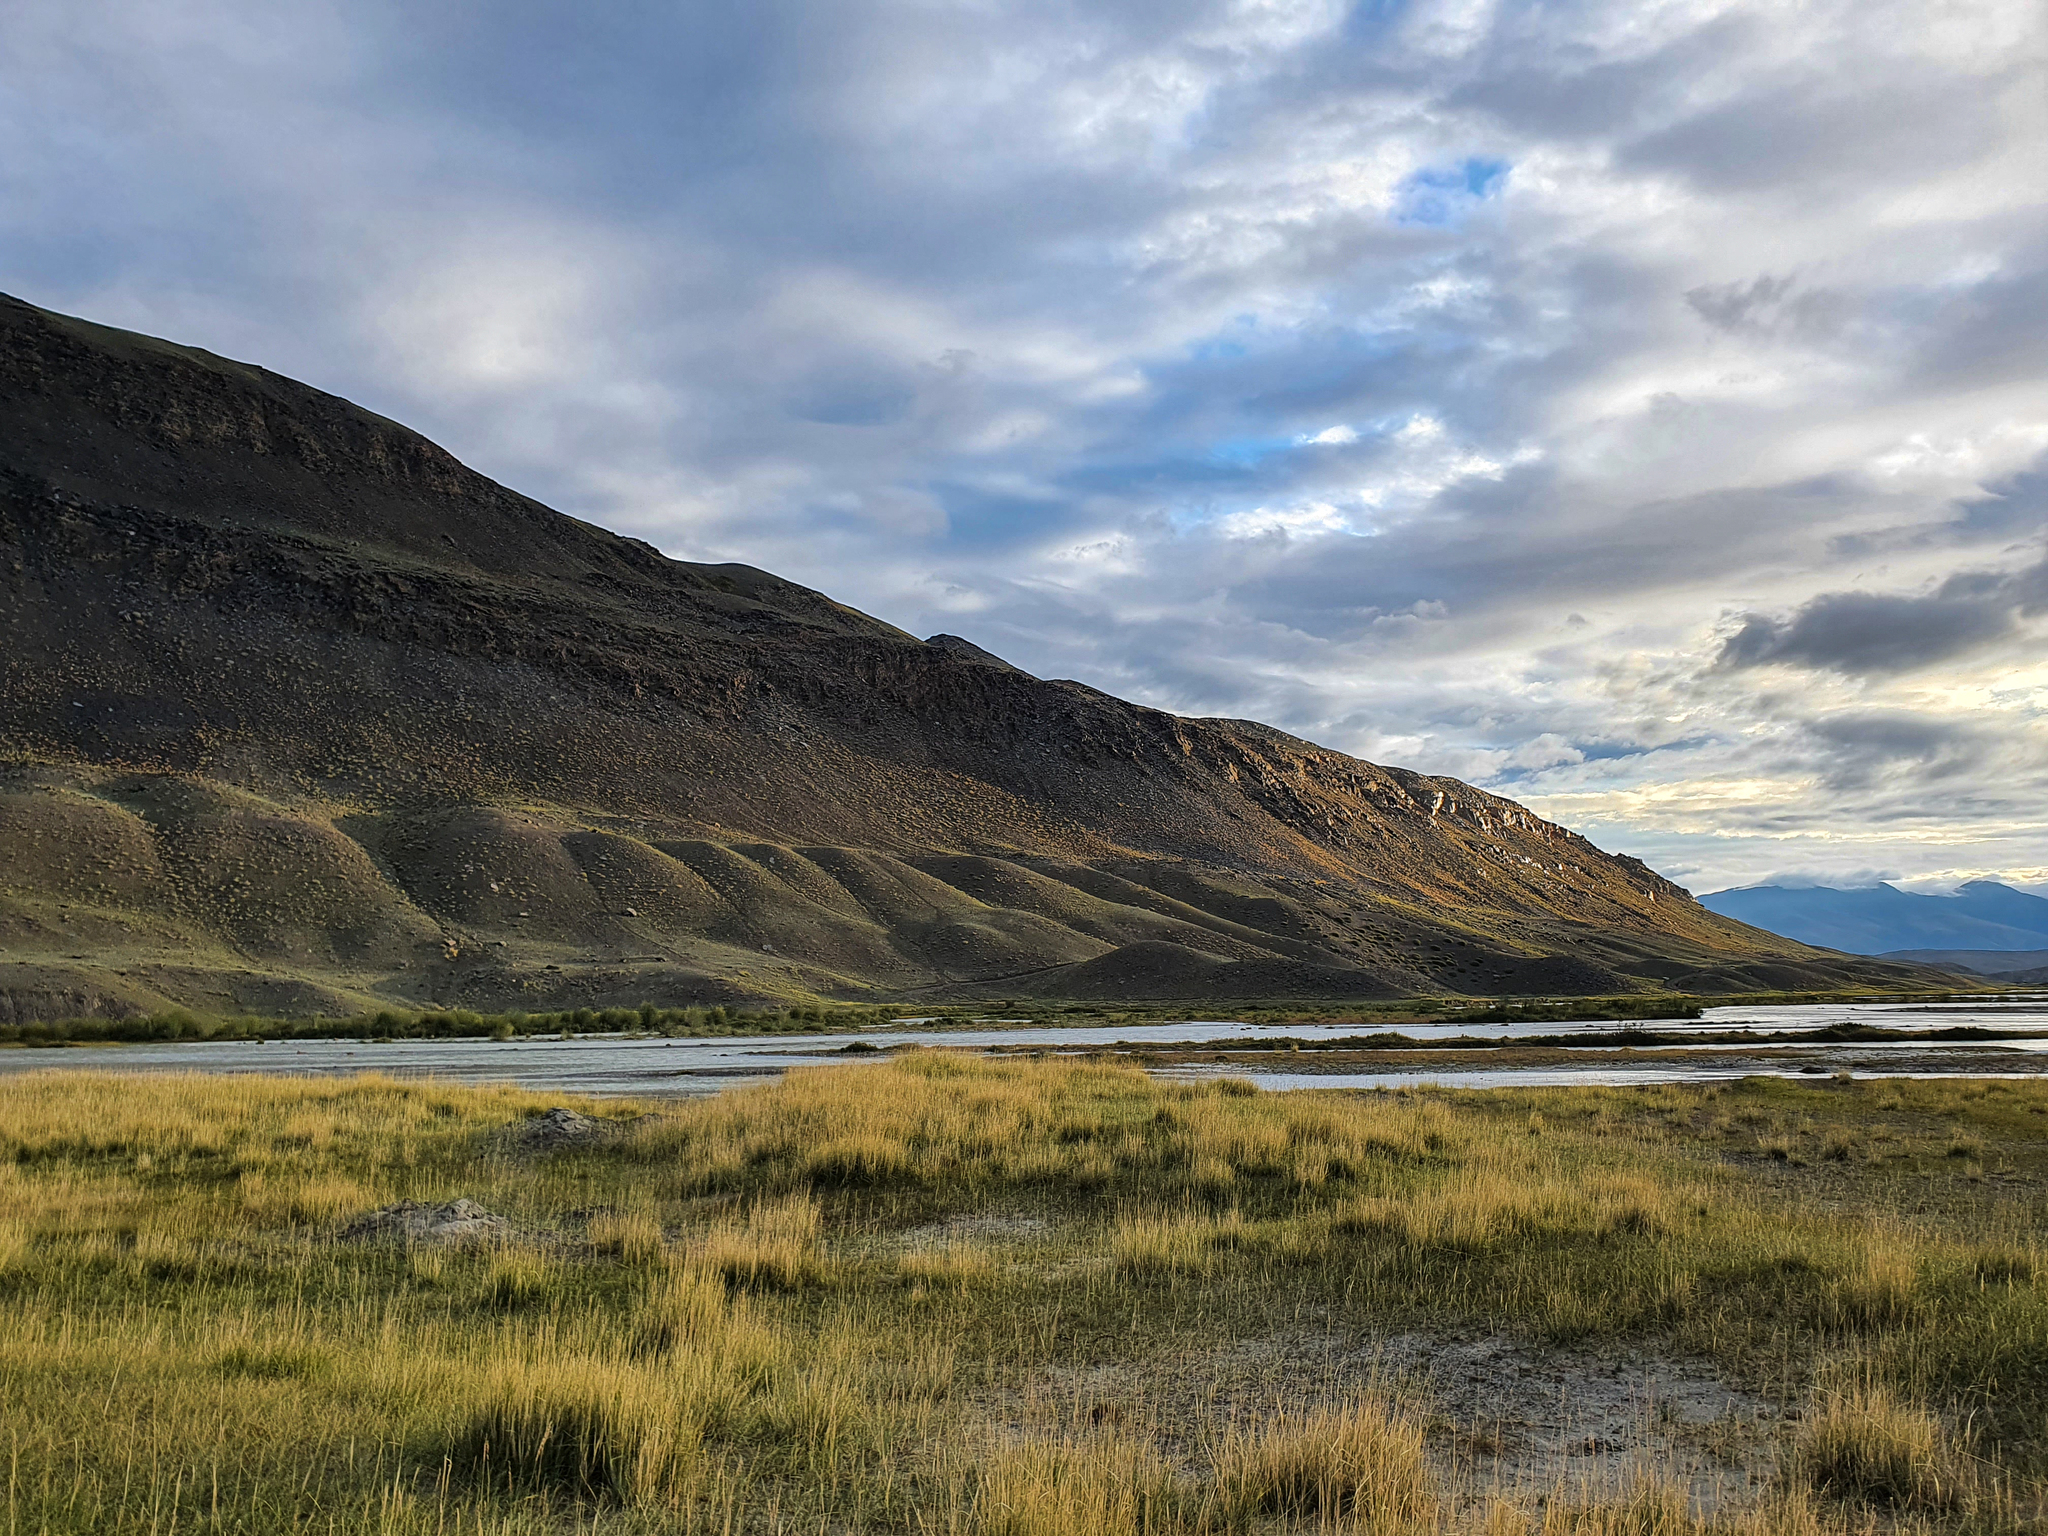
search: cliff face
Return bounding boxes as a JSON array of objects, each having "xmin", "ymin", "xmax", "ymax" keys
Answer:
[{"xmin": 0, "ymin": 294, "xmax": 1935, "ymax": 1018}]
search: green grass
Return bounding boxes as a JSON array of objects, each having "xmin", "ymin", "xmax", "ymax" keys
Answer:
[
  {"xmin": 1, "ymin": 1060, "xmax": 2044, "ymax": 1531},
  {"xmin": 0, "ymin": 999, "xmax": 896, "ymax": 1046}
]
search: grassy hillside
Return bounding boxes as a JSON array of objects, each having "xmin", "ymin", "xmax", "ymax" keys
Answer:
[{"xmin": 2, "ymin": 1062, "xmax": 2044, "ymax": 1532}]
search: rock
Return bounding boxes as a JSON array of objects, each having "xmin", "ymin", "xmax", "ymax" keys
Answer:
[{"xmin": 341, "ymin": 1197, "xmax": 505, "ymax": 1243}]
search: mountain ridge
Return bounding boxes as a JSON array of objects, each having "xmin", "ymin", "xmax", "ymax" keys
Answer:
[
  {"xmin": 0, "ymin": 293, "xmax": 1948, "ymax": 1018},
  {"xmin": 1698, "ymin": 882, "xmax": 2048, "ymax": 957}
]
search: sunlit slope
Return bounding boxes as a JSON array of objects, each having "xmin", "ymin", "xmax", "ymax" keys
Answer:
[{"xmin": 0, "ymin": 293, "xmax": 1941, "ymax": 1015}]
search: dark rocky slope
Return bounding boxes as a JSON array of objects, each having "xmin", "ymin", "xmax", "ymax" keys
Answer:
[{"xmin": 0, "ymin": 294, "xmax": 1940, "ymax": 1018}]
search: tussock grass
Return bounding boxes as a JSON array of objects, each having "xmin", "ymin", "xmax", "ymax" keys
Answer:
[
  {"xmin": 589, "ymin": 1208, "xmax": 665, "ymax": 1263},
  {"xmin": 1792, "ymin": 1385, "xmax": 1966, "ymax": 1512},
  {"xmin": 632, "ymin": 1262, "xmax": 736, "ymax": 1355},
  {"xmin": 971, "ymin": 1432, "xmax": 1186, "ymax": 1536},
  {"xmin": 1212, "ymin": 1396, "xmax": 1435, "ymax": 1529},
  {"xmin": 693, "ymin": 1190, "xmax": 831, "ymax": 1288},
  {"xmin": 1112, "ymin": 1206, "xmax": 1246, "ymax": 1277},
  {"xmin": 1, "ymin": 1060, "xmax": 2044, "ymax": 1532},
  {"xmin": 1530, "ymin": 1478, "xmax": 1833, "ymax": 1535},
  {"xmin": 462, "ymin": 1356, "xmax": 707, "ymax": 1506},
  {"xmin": 483, "ymin": 1246, "xmax": 563, "ymax": 1309},
  {"xmin": 899, "ymin": 1241, "xmax": 995, "ymax": 1290}
]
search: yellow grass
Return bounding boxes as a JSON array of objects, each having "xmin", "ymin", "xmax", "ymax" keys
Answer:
[
  {"xmin": 0, "ymin": 1059, "xmax": 2039, "ymax": 1532},
  {"xmin": 1793, "ymin": 1385, "xmax": 1967, "ymax": 1512},
  {"xmin": 971, "ymin": 1432, "xmax": 1186, "ymax": 1536},
  {"xmin": 1212, "ymin": 1396, "xmax": 1435, "ymax": 1529}
]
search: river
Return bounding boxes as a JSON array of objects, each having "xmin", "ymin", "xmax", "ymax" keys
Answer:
[{"xmin": 2, "ymin": 995, "xmax": 2044, "ymax": 1097}]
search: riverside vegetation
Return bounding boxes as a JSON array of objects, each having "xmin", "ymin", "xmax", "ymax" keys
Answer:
[
  {"xmin": 3, "ymin": 1058, "xmax": 2046, "ymax": 1533},
  {"xmin": 5, "ymin": 989, "xmax": 1997, "ymax": 1046}
]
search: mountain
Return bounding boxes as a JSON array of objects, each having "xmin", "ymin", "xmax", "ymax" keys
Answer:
[
  {"xmin": 1698, "ymin": 883, "xmax": 2048, "ymax": 957},
  {"xmin": 0, "ymin": 294, "xmax": 1944, "ymax": 1021},
  {"xmin": 1880, "ymin": 949, "xmax": 2048, "ymax": 977}
]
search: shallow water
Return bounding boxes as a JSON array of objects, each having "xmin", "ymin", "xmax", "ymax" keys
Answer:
[
  {"xmin": 1158, "ymin": 1063, "xmax": 2048, "ymax": 1092},
  {"xmin": 3, "ymin": 996, "xmax": 2043, "ymax": 1097}
]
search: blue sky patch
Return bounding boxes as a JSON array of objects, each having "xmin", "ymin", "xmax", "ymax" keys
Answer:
[{"xmin": 1394, "ymin": 158, "xmax": 1510, "ymax": 226}]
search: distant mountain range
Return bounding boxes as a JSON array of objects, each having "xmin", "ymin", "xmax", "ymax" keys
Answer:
[{"xmin": 1698, "ymin": 882, "xmax": 2048, "ymax": 968}]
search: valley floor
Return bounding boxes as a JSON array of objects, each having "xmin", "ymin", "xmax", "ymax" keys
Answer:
[{"xmin": 2, "ymin": 1059, "xmax": 2045, "ymax": 1533}]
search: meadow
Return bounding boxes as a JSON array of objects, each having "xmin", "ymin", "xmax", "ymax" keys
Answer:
[{"xmin": 1, "ymin": 1056, "xmax": 2044, "ymax": 1534}]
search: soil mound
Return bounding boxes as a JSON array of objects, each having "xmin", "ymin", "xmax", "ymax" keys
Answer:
[
  {"xmin": 340, "ymin": 1198, "xmax": 505, "ymax": 1243},
  {"xmin": 505, "ymin": 1106, "xmax": 614, "ymax": 1153}
]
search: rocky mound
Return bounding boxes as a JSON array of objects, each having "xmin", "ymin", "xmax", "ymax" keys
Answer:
[{"xmin": 0, "ymin": 294, "xmax": 1950, "ymax": 1016}]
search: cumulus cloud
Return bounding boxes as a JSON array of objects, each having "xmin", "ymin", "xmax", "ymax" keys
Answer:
[{"xmin": 1, "ymin": 0, "xmax": 2045, "ymax": 892}]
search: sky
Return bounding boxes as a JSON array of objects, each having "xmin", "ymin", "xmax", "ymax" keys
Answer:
[{"xmin": 4, "ymin": 0, "xmax": 2046, "ymax": 896}]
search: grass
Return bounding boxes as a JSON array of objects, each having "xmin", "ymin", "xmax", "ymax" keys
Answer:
[
  {"xmin": 0, "ymin": 999, "xmax": 896, "ymax": 1045},
  {"xmin": 1, "ymin": 1059, "xmax": 2045, "ymax": 1532},
  {"xmin": 4, "ymin": 986, "xmax": 2003, "ymax": 1049},
  {"xmin": 1212, "ymin": 1397, "xmax": 1435, "ymax": 1528},
  {"xmin": 1793, "ymin": 1385, "xmax": 1966, "ymax": 1512}
]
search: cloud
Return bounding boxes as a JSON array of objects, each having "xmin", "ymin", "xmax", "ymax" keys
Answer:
[
  {"xmin": 1684, "ymin": 274, "xmax": 1850, "ymax": 342},
  {"xmin": 0, "ymin": 0, "xmax": 2045, "ymax": 896},
  {"xmin": 1800, "ymin": 709, "xmax": 1993, "ymax": 793},
  {"xmin": 1719, "ymin": 554, "xmax": 2047, "ymax": 675},
  {"xmin": 1749, "ymin": 868, "xmax": 1903, "ymax": 891}
]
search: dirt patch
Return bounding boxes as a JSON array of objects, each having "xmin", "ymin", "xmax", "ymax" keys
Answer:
[
  {"xmin": 979, "ymin": 1325, "xmax": 1780, "ymax": 1517},
  {"xmin": 340, "ymin": 1198, "xmax": 506, "ymax": 1243},
  {"xmin": 885, "ymin": 1213, "xmax": 1055, "ymax": 1252},
  {"xmin": 1378, "ymin": 1329, "xmax": 1779, "ymax": 1513}
]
